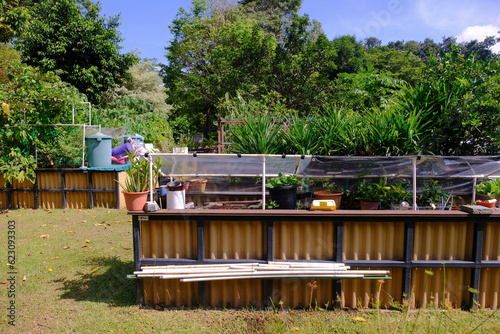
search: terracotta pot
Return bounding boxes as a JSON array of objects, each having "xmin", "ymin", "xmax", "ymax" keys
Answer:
[
  {"xmin": 189, "ymin": 179, "xmax": 207, "ymax": 192},
  {"xmin": 476, "ymin": 199, "xmax": 496, "ymax": 209},
  {"xmin": 360, "ymin": 200, "xmax": 379, "ymax": 210},
  {"xmin": 476, "ymin": 193, "xmax": 493, "ymax": 201},
  {"xmin": 122, "ymin": 190, "xmax": 149, "ymax": 211},
  {"xmin": 314, "ymin": 190, "xmax": 343, "ymax": 208}
]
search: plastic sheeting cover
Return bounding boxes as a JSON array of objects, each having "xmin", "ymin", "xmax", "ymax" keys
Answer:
[
  {"xmin": 305, "ymin": 155, "xmax": 500, "ymax": 178},
  {"xmin": 155, "ymin": 154, "xmax": 312, "ymax": 177}
]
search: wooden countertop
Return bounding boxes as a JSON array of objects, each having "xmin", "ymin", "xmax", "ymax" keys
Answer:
[{"xmin": 128, "ymin": 208, "xmax": 499, "ymax": 218}]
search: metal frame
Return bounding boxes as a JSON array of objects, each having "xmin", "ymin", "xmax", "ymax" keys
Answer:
[{"xmin": 131, "ymin": 210, "xmax": 500, "ymax": 309}]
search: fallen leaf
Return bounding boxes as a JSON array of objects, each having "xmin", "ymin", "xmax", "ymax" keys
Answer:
[
  {"xmin": 108, "ymin": 241, "xmax": 116, "ymax": 244},
  {"xmin": 82, "ymin": 245, "xmax": 88, "ymax": 248},
  {"xmin": 97, "ymin": 224, "xmax": 106, "ymax": 226},
  {"xmin": 155, "ymin": 304, "xmax": 161, "ymax": 310},
  {"xmin": 90, "ymin": 268, "xmax": 98, "ymax": 273},
  {"xmin": 40, "ymin": 234, "xmax": 50, "ymax": 239},
  {"xmin": 290, "ymin": 327, "xmax": 300, "ymax": 332},
  {"xmin": 40, "ymin": 251, "xmax": 44, "ymax": 254},
  {"xmin": 22, "ymin": 275, "xmax": 26, "ymax": 281},
  {"xmin": 107, "ymin": 223, "xmax": 111, "ymax": 226},
  {"xmin": 81, "ymin": 285, "xmax": 89, "ymax": 291},
  {"xmin": 66, "ymin": 231, "xmax": 73, "ymax": 233},
  {"xmin": 48, "ymin": 268, "xmax": 52, "ymax": 272},
  {"xmin": 63, "ymin": 246, "xmax": 70, "ymax": 250},
  {"xmin": 50, "ymin": 257, "xmax": 59, "ymax": 260},
  {"xmin": 65, "ymin": 218, "xmax": 69, "ymax": 221},
  {"xmin": 40, "ymin": 224, "xmax": 46, "ymax": 227},
  {"xmin": 85, "ymin": 239, "xmax": 90, "ymax": 243},
  {"xmin": 82, "ymin": 220, "xmax": 87, "ymax": 223},
  {"xmin": 28, "ymin": 253, "xmax": 32, "ymax": 256},
  {"xmin": 115, "ymin": 221, "xmax": 120, "ymax": 223},
  {"xmin": 353, "ymin": 317, "xmax": 367, "ymax": 322},
  {"xmin": 107, "ymin": 210, "xmax": 110, "ymax": 213},
  {"xmin": 0, "ymin": 280, "xmax": 7, "ymax": 284},
  {"xmin": 123, "ymin": 247, "xmax": 131, "ymax": 250}
]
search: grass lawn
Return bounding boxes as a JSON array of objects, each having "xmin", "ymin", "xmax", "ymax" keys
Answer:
[{"xmin": 1, "ymin": 208, "xmax": 499, "ymax": 333}]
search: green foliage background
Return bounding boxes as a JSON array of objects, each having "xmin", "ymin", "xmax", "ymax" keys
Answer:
[{"xmin": 2, "ymin": 0, "xmax": 500, "ymax": 184}]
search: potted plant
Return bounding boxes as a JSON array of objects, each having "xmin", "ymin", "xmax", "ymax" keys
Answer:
[
  {"xmin": 266, "ymin": 172, "xmax": 298, "ymax": 209},
  {"xmin": 474, "ymin": 179, "xmax": 500, "ymax": 208},
  {"xmin": 354, "ymin": 178, "xmax": 390, "ymax": 210},
  {"xmin": 118, "ymin": 150, "xmax": 161, "ymax": 211},
  {"xmin": 417, "ymin": 179, "xmax": 452, "ymax": 210},
  {"xmin": 386, "ymin": 180, "xmax": 412, "ymax": 210},
  {"xmin": 313, "ymin": 180, "xmax": 344, "ymax": 208}
]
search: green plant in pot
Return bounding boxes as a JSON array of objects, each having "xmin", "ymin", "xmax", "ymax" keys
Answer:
[
  {"xmin": 266, "ymin": 172, "xmax": 298, "ymax": 209},
  {"xmin": 118, "ymin": 150, "xmax": 161, "ymax": 211},
  {"xmin": 417, "ymin": 179, "xmax": 451, "ymax": 209},
  {"xmin": 474, "ymin": 178, "xmax": 500, "ymax": 208},
  {"xmin": 355, "ymin": 178, "xmax": 390, "ymax": 210},
  {"xmin": 313, "ymin": 179, "xmax": 344, "ymax": 208},
  {"xmin": 387, "ymin": 180, "xmax": 412, "ymax": 210}
]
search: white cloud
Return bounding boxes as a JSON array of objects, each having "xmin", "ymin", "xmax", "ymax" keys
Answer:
[
  {"xmin": 457, "ymin": 25, "xmax": 500, "ymax": 53},
  {"xmin": 414, "ymin": 0, "xmax": 473, "ymax": 29}
]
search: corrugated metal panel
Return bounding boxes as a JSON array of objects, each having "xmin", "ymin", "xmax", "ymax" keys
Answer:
[
  {"xmin": 479, "ymin": 268, "xmax": 499, "ymax": 310},
  {"xmin": 207, "ymin": 280, "xmax": 263, "ymax": 307},
  {"xmin": 205, "ymin": 221, "xmax": 266, "ymax": 260},
  {"xmin": 65, "ymin": 172, "xmax": 89, "ymax": 209},
  {"xmin": 411, "ymin": 268, "xmax": 471, "ymax": 308},
  {"xmin": 342, "ymin": 268, "xmax": 402, "ymax": 309},
  {"xmin": 143, "ymin": 278, "xmax": 197, "ymax": 306},
  {"xmin": 483, "ymin": 222, "xmax": 500, "ymax": 261},
  {"xmin": 38, "ymin": 172, "xmax": 61, "ymax": 209},
  {"xmin": 11, "ymin": 178, "xmax": 35, "ymax": 208},
  {"xmin": 274, "ymin": 221, "xmax": 335, "ymax": 260},
  {"xmin": 343, "ymin": 222, "xmax": 404, "ymax": 261},
  {"xmin": 273, "ymin": 279, "xmax": 334, "ymax": 309},
  {"xmin": 413, "ymin": 221, "xmax": 473, "ymax": 261},
  {"xmin": 141, "ymin": 220, "xmax": 197, "ymax": 259},
  {"xmin": 93, "ymin": 172, "xmax": 117, "ymax": 208}
]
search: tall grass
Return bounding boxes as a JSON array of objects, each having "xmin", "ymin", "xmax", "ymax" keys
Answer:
[
  {"xmin": 228, "ymin": 103, "xmax": 431, "ymax": 156},
  {"xmin": 229, "ymin": 114, "xmax": 284, "ymax": 154}
]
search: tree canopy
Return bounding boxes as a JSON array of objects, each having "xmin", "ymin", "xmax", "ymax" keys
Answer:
[{"xmin": 14, "ymin": 0, "xmax": 137, "ymax": 104}]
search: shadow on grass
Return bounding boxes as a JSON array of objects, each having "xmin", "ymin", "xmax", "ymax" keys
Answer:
[{"xmin": 57, "ymin": 255, "xmax": 136, "ymax": 307}]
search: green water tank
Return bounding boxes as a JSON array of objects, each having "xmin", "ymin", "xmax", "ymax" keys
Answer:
[
  {"xmin": 124, "ymin": 133, "xmax": 144, "ymax": 147},
  {"xmin": 86, "ymin": 132, "xmax": 112, "ymax": 167}
]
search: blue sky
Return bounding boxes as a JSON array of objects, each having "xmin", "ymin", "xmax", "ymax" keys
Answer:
[{"xmin": 99, "ymin": 0, "xmax": 500, "ymax": 63}]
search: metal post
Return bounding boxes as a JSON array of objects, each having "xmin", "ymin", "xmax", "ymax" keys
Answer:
[
  {"xmin": 412, "ymin": 157, "xmax": 417, "ymax": 210},
  {"xmin": 81, "ymin": 124, "xmax": 86, "ymax": 168},
  {"xmin": 132, "ymin": 215, "xmax": 144, "ymax": 305},
  {"xmin": 472, "ymin": 177, "xmax": 477, "ymax": 202},
  {"xmin": 148, "ymin": 154, "xmax": 154, "ymax": 201},
  {"xmin": 262, "ymin": 156, "xmax": 266, "ymax": 210}
]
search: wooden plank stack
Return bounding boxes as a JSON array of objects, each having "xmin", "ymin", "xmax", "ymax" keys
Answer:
[{"xmin": 133, "ymin": 262, "xmax": 390, "ymax": 282}]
